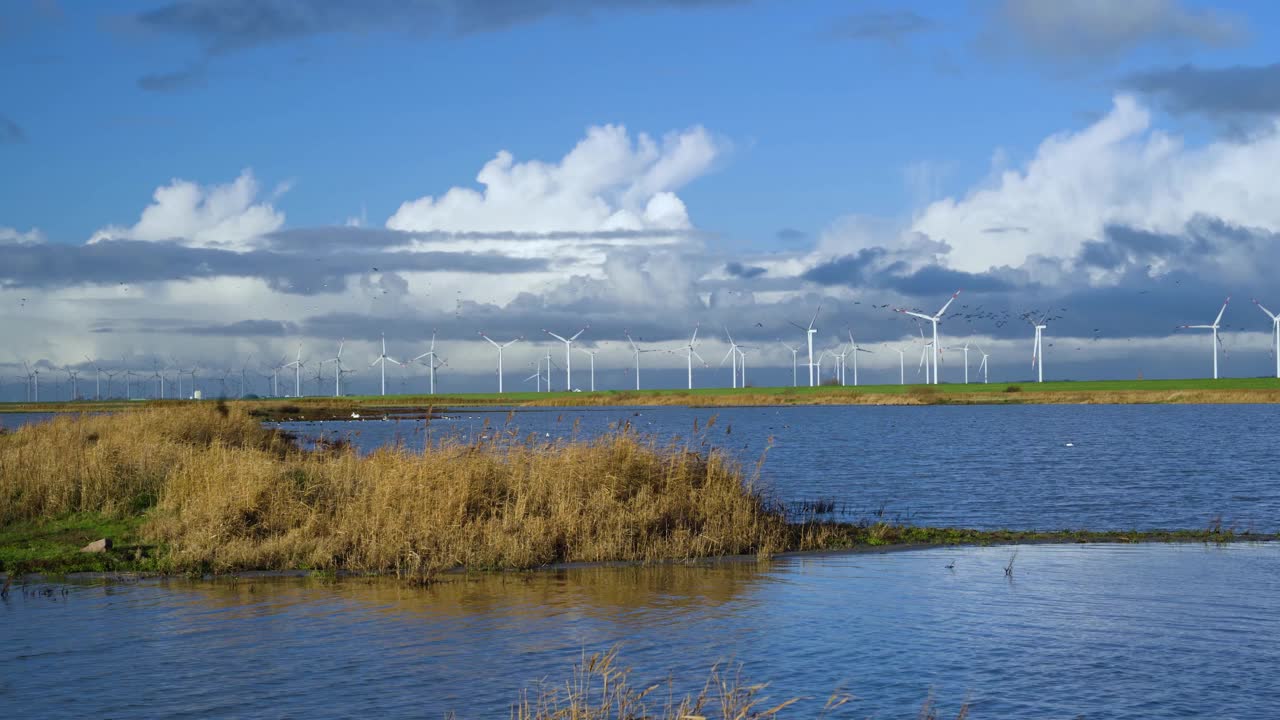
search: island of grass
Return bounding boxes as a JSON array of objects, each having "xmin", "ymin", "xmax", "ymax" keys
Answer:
[{"xmin": 0, "ymin": 404, "xmax": 1265, "ymax": 579}]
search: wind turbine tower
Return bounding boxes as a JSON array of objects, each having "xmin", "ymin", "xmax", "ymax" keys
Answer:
[
  {"xmin": 1253, "ymin": 299, "xmax": 1280, "ymax": 378},
  {"xmin": 543, "ymin": 326, "xmax": 587, "ymax": 392},
  {"xmin": 789, "ymin": 306, "xmax": 821, "ymax": 386},
  {"xmin": 1177, "ymin": 296, "xmax": 1229, "ymax": 380},
  {"xmin": 370, "ymin": 334, "xmax": 401, "ymax": 396},
  {"xmin": 479, "ymin": 332, "xmax": 522, "ymax": 393},
  {"xmin": 896, "ymin": 290, "xmax": 960, "ymax": 384}
]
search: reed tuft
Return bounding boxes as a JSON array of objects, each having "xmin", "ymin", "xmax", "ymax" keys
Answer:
[{"xmin": 0, "ymin": 406, "xmax": 786, "ymax": 577}]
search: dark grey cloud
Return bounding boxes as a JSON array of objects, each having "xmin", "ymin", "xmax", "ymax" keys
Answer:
[
  {"xmin": 982, "ymin": 0, "xmax": 1242, "ymax": 63},
  {"xmin": 0, "ymin": 114, "xmax": 25, "ymax": 144},
  {"xmin": 828, "ymin": 10, "xmax": 933, "ymax": 43},
  {"xmin": 1125, "ymin": 63, "xmax": 1280, "ymax": 118},
  {"xmin": 724, "ymin": 261, "xmax": 765, "ymax": 279},
  {"xmin": 131, "ymin": 0, "xmax": 748, "ymax": 53},
  {"xmin": 179, "ymin": 319, "xmax": 300, "ymax": 337},
  {"xmin": 0, "ymin": 238, "xmax": 547, "ymax": 292},
  {"xmin": 137, "ymin": 62, "xmax": 207, "ymax": 92},
  {"xmin": 801, "ymin": 247, "xmax": 890, "ymax": 287}
]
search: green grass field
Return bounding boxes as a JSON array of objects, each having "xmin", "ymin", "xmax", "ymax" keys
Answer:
[{"xmin": 4, "ymin": 376, "xmax": 1280, "ymax": 414}]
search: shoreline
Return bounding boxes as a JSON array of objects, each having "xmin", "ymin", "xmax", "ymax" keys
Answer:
[
  {"xmin": 5, "ymin": 528, "xmax": 1269, "ymax": 584},
  {"xmin": 5, "ymin": 377, "xmax": 1280, "ymax": 419}
]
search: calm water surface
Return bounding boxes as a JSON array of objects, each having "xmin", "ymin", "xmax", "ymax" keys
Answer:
[
  {"xmin": 4, "ymin": 544, "xmax": 1277, "ymax": 718},
  {"xmin": 275, "ymin": 404, "xmax": 1279, "ymax": 531}
]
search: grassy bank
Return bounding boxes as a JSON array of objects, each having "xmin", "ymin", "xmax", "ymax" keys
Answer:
[
  {"xmin": 7, "ymin": 377, "xmax": 1280, "ymax": 420},
  {"xmin": 0, "ymin": 405, "xmax": 1265, "ymax": 578}
]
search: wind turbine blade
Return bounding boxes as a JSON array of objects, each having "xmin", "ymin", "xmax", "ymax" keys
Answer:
[
  {"xmin": 808, "ymin": 304, "xmax": 821, "ymax": 329},
  {"xmin": 1214, "ymin": 296, "xmax": 1230, "ymax": 326},
  {"xmin": 720, "ymin": 347, "xmax": 735, "ymax": 365},
  {"xmin": 1253, "ymin": 298, "xmax": 1278, "ymax": 320},
  {"xmin": 935, "ymin": 289, "xmax": 961, "ymax": 318},
  {"xmin": 569, "ymin": 326, "xmax": 587, "ymax": 341},
  {"xmin": 899, "ymin": 310, "xmax": 933, "ymax": 322}
]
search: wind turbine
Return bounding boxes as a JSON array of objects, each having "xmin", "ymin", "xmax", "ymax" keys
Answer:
[
  {"xmin": 576, "ymin": 347, "xmax": 599, "ymax": 392},
  {"xmin": 1177, "ymin": 296, "xmax": 1230, "ymax": 380},
  {"xmin": 543, "ymin": 325, "xmax": 588, "ymax": 392},
  {"xmin": 321, "ymin": 339, "xmax": 348, "ymax": 397},
  {"xmin": 370, "ymin": 334, "xmax": 401, "ymax": 396},
  {"xmin": 1026, "ymin": 315, "xmax": 1048, "ymax": 383},
  {"xmin": 846, "ymin": 330, "xmax": 873, "ymax": 386},
  {"xmin": 284, "ymin": 344, "xmax": 304, "ymax": 398},
  {"xmin": 238, "ymin": 354, "xmax": 254, "ymax": 398},
  {"xmin": 479, "ymin": 332, "xmax": 522, "ymax": 393},
  {"xmin": 524, "ymin": 363, "xmax": 542, "ymax": 392},
  {"xmin": 24, "ymin": 362, "xmax": 40, "ymax": 402},
  {"xmin": 624, "ymin": 331, "xmax": 658, "ymax": 391},
  {"xmin": 150, "ymin": 359, "xmax": 165, "ymax": 399},
  {"xmin": 62, "ymin": 367, "xmax": 79, "ymax": 401},
  {"xmin": 779, "ymin": 341, "xmax": 802, "ymax": 387},
  {"xmin": 894, "ymin": 346, "xmax": 906, "ymax": 385},
  {"xmin": 977, "ymin": 345, "xmax": 990, "ymax": 384},
  {"xmin": 675, "ymin": 325, "xmax": 707, "ymax": 390},
  {"xmin": 85, "ymin": 356, "xmax": 103, "ymax": 400},
  {"xmin": 721, "ymin": 328, "xmax": 741, "ymax": 388},
  {"xmin": 410, "ymin": 331, "xmax": 441, "ymax": 395},
  {"xmin": 896, "ymin": 290, "xmax": 961, "ymax": 384},
  {"xmin": 789, "ymin": 305, "xmax": 821, "ymax": 386},
  {"xmin": 960, "ymin": 342, "xmax": 971, "ymax": 384},
  {"xmin": 1253, "ymin": 299, "xmax": 1280, "ymax": 378}
]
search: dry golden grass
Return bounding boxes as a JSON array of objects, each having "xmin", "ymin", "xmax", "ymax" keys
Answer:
[
  {"xmin": 0, "ymin": 405, "xmax": 785, "ymax": 577},
  {"xmin": 506, "ymin": 646, "xmax": 968, "ymax": 720}
]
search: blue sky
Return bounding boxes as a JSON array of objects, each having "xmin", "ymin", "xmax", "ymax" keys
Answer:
[{"xmin": 4, "ymin": 1, "xmax": 1280, "ymax": 396}]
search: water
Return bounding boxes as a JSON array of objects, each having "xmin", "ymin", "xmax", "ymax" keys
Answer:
[
  {"xmin": 0, "ymin": 412, "xmax": 56, "ymax": 430},
  {"xmin": 274, "ymin": 404, "xmax": 1279, "ymax": 532},
  {"xmin": 4, "ymin": 543, "xmax": 1277, "ymax": 718}
]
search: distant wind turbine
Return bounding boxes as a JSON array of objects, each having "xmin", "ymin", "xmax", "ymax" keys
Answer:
[
  {"xmin": 410, "ymin": 331, "xmax": 441, "ymax": 395},
  {"xmin": 624, "ymin": 331, "xmax": 657, "ymax": 390},
  {"xmin": 1253, "ymin": 299, "xmax": 1280, "ymax": 379},
  {"xmin": 977, "ymin": 345, "xmax": 990, "ymax": 384},
  {"xmin": 1027, "ymin": 315, "xmax": 1047, "ymax": 383},
  {"xmin": 284, "ymin": 344, "xmax": 304, "ymax": 398},
  {"xmin": 543, "ymin": 325, "xmax": 587, "ymax": 392},
  {"xmin": 479, "ymin": 332, "xmax": 522, "ymax": 393},
  {"xmin": 788, "ymin": 305, "xmax": 821, "ymax": 386},
  {"xmin": 846, "ymin": 330, "xmax": 873, "ymax": 386},
  {"xmin": 1177, "ymin": 296, "xmax": 1229, "ymax": 380},
  {"xmin": 721, "ymin": 328, "xmax": 742, "ymax": 388},
  {"xmin": 779, "ymin": 341, "xmax": 801, "ymax": 387},
  {"xmin": 370, "ymin": 334, "xmax": 401, "ymax": 396},
  {"xmin": 577, "ymin": 347, "xmax": 599, "ymax": 392},
  {"xmin": 676, "ymin": 325, "xmax": 707, "ymax": 390},
  {"xmin": 896, "ymin": 290, "xmax": 960, "ymax": 384}
]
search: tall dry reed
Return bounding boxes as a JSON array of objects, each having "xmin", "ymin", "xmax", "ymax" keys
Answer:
[{"xmin": 0, "ymin": 405, "xmax": 785, "ymax": 576}]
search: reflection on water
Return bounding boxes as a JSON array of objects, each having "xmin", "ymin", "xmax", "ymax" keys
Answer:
[
  {"xmin": 275, "ymin": 404, "xmax": 1280, "ymax": 532},
  {"xmin": 5, "ymin": 544, "xmax": 1279, "ymax": 718}
]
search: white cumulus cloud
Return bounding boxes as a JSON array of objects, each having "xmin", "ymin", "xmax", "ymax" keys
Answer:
[
  {"xmin": 909, "ymin": 95, "xmax": 1280, "ymax": 273},
  {"xmin": 386, "ymin": 124, "xmax": 721, "ymax": 234},
  {"xmin": 0, "ymin": 226, "xmax": 45, "ymax": 245},
  {"xmin": 89, "ymin": 169, "xmax": 285, "ymax": 250}
]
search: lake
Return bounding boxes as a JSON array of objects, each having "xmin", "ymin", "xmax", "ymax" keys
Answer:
[
  {"xmin": 273, "ymin": 403, "xmax": 1280, "ymax": 532},
  {"xmin": 4, "ymin": 543, "xmax": 1277, "ymax": 718}
]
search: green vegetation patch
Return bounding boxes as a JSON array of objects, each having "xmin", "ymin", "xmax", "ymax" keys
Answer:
[{"xmin": 0, "ymin": 513, "xmax": 160, "ymax": 575}]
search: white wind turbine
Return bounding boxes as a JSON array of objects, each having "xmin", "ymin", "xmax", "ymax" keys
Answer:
[
  {"xmin": 779, "ymin": 341, "xmax": 802, "ymax": 387},
  {"xmin": 1027, "ymin": 315, "xmax": 1048, "ymax": 383},
  {"xmin": 479, "ymin": 332, "xmax": 522, "ymax": 393},
  {"xmin": 1178, "ymin": 296, "xmax": 1230, "ymax": 380},
  {"xmin": 66, "ymin": 367, "xmax": 81, "ymax": 401},
  {"xmin": 894, "ymin": 346, "xmax": 906, "ymax": 385},
  {"xmin": 788, "ymin": 305, "xmax": 821, "ymax": 386},
  {"xmin": 24, "ymin": 361, "xmax": 40, "ymax": 402},
  {"xmin": 846, "ymin": 330, "xmax": 873, "ymax": 386},
  {"xmin": 960, "ymin": 342, "xmax": 971, "ymax": 384},
  {"xmin": 85, "ymin": 356, "xmax": 103, "ymax": 400},
  {"xmin": 576, "ymin": 347, "xmax": 599, "ymax": 392},
  {"xmin": 284, "ymin": 344, "xmax": 304, "ymax": 398},
  {"xmin": 1253, "ymin": 299, "xmax": 1280, "ymax": 379},
  {"xmin": 524, "ymin": 363, "xmax": 542, "ymax": 392},
  {"xmin": 410, "ymin": 331, "xmax": 441, "ymax": 395},
  {"xmin": 321, "ymin": 339, "xmax": 348, "ymax": 397},
  {"xmin": 624, "ymin": 331, "xmax": 658, "ymax": 390},
  {"xmin": 721, "ymin": 328, "xmax": 742, "ymax": 388},
  {"xmin": 736, "ymin": 344, "xmax": 750, "ymax": 387},
  {"xmin": 896, "ymin": 290, "xmax": 961, "ymax": 384},
  {"xmin": 977, "ymin": 345, "xmax": 990, "ymax": 384},
  {"xmin": 543, "ymin": 325, "xmax": 588, "ymax": 392},
  {"xmin": 370, "ymin": 334, "xmax": 401, "ymax": 396},
  {"xmin": 676, "ymin": 325, "xmax": 707, "ymax": 390}
]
